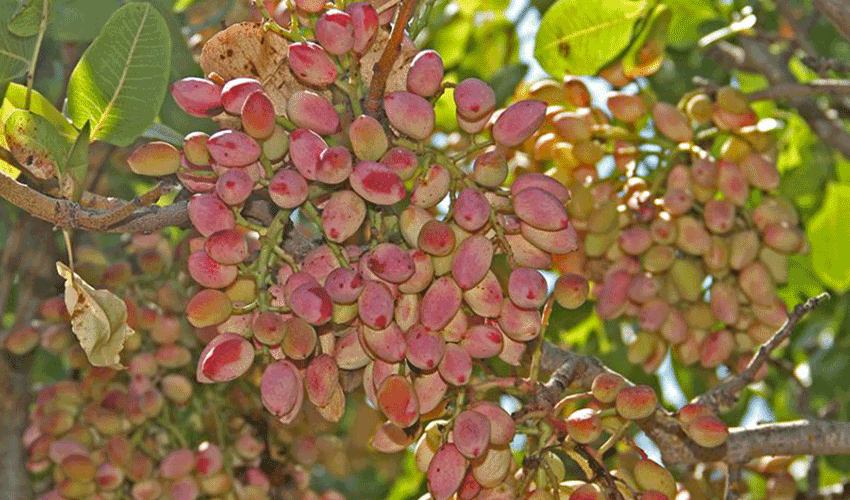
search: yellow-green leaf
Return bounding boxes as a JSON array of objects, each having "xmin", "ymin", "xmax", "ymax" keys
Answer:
[
  {"xmin": 0, "ymin": 82, "xmax": 77, "ymax": 138},
  {"xmin": 622, "ymin": 4, "xmax": 671, "ymax": 78},
  {"xmin": 57, "ymin": 261, "xmax": 134, "ymax": 368},
  {"xmin": 0, "ymin": 83, "xmax": 76, "ymax": 179},
  {"xmin": 534, "ymin": 0, "xmax": 649, "ymax": 77},
  {"xmin": 61, "ymin": 121, "xmax": 90, "ymax": 200},
  {"xmin": 808, "ymin": 183, "xmax": 850, "ymax": 292},
  {"xmin": 4, "ymin": 109, "xmax": 70, "ymax": 179}
]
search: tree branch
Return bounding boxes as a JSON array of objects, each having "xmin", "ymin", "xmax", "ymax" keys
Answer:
[
  {"xmin": 535, "ymin": 293, "xmax": 845, "ymax": 468},
  {"xmin": 364, "ymin": 0, "xmax": 418, "ymax": 117},
  {"xmin": 538, "ymin": 340, "xmax": 850, "ymax": 467},
  {"xmin": 813, "ymin": 0, "xmax": 850, "ymax": 45},
  {"xmin": 725, "ymin": 420, "xmax": 850, "ymax": 464},
  {"xmin": 775, "ymin": 0, "xmax": 819, "ymax": 59},
  {"xmin": 0, "ymin": 148, "xmax": 188, "ymax": 233},
  {"xmin": 747, "ymin": 80, "xmax": 850, "ymax": 102},
  {"xmin": 709, "ymin": 37, "xmax": 850, "ymax": 161},
  {"xmin": 695, "ymin": 293, "xmax": 829, "ymax": 411}
]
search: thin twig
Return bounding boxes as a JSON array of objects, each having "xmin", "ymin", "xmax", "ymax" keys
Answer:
[
  {"xmin": 774, "ymin": 0, "xmax": 820, "ymax": 59},
  {"xmin": 725, "ymin": 465, "xmax": 742, "ymax": 500},
  {"xmin": 712, "ymin": 37, "xmax": 850, "ymax": 160},
  {"xmin": 747, "ymin": 80, "xmax": 850, "ymax": 101},
  {"xmin": 24, "ymin": 0, "xmax": 49, "ymax": 110},
  {"xmin": 364, "ymin": 0, "xmax": 418, "ymax": 117},
  {"xmin": 695, "ymin": 293, "xmax": 829, "ymax": 411},
  {"xmin": 813, "ymin": 0, "xmax": 850, "ymax": 46}
]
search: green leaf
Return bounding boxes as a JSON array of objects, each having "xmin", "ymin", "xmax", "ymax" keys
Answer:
[
  {"xmin": 173, "ymin": 0, "xmax": 198, "ymax": 12},
  {"xmin": 27, "ymin": 349, "xmax": 69, "ymax": 386},
  {"xmin": 0, "ymin": 82, "xmax": 76, "ymax": 138},
  {"xmin": 778, "ymin": 255, "xmax": 827, "ymax": 304},
  {"xmin": 49, "ymin": 0, "xmax": 119, "ymax": 41},
  {"xmin": 9, "ymin": 0, "xmax": 44, "ymax": 37},
  {"xmin": 663, "ymin": 0, "xmax": 717, "ymax": 49},
  {"xmin": 459, "ymin": 16, "xmax": 518, "ymax": 80},
  {"xmin": 0, "ymin": 0, "xmax": 38, "ymax": 82},
  {"xmin": 807, "ymin": 183, "xmax": 850, "ymax": 292},
  {"xmin": 621, "ymin": 4, "xmax": 671, "ymax": 78},
  {"xmin": 141, "ymin": 121, "xmax": 184, "ymax": 146},
  {"xmin": 489, "ymin": 63, "xmax": 528, "ymax": 107},
  {"xmin": 433, "ymin": 86, "xmax": 456, "ymax": 132},
  {"xmin": 534, "ymin": 0, "xmax": 649, "ymax": 77},
  {"xmin": 4, "ymin": 109, "xmax": 70, "ymax": 179},
  {"xmin": 66, "ymin": 3, "xmax": 171, "ymax": 146},
  {"xmin": 429, "ymin": 12, "xmax": 471, "ymax": 69},
  {"xmin": 384, "ymin": 452, "xmax": 424, "ymax": 500},
  {"xmin": 776, "ymin": 114, "xmax": 816, "ymax": 173},
  {"xmin": 61, "ymin": 121, "xmax": 89, "ymax": 200},
  {"xmin": 130, "ymin": 0, "xmax": 216, "ymax": 135},
  {"xmin": 455, "ymin": 0, "xmax": 509, "ymax": 15}
]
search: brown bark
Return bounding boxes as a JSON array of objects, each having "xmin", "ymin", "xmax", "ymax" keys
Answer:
[
  {"xmin": 813, "ymin": 0, "xmax": 850, "ymax": 45},
  {"xmin": 0, "ymin": 159, "xmax": 188, "ymax": 234},
  {"xmin": 709, "ymin": 38, "xmax": 850, "ymax": 161},
  {"xmin": 363, "ymin": 0, "xmax": 419, "ymax": 117}
]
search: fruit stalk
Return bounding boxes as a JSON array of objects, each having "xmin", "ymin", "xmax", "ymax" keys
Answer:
[{"xmin": 364, "ymin": 0, "xmax": 419, "ymax": 116}]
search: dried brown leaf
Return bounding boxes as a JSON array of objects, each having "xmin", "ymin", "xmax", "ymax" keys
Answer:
[{"xmin": 57, "ymin": 262, "xmax": 134, "ymax": 369}]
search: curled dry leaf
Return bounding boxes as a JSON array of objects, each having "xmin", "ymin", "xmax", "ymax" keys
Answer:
[
  {"xmin": 57, "ymin": 262, "xmax": 135, "ymax": 369},
  {"xmin": 199, "ymin": 22, "xmax": 414, "ymax": 115}
]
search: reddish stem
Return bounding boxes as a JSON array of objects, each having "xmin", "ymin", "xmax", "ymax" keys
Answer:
[{"xmin": 364, "ymin": 0, "xmax": 418, "ymax": 117}]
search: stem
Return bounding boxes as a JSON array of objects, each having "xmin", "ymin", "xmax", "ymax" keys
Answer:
[
  {"xmin": 302, "ymin": 200, "xmax": 350, "ymax": 267},
  {"xmin": 598, "ymin": 420, "xmax": 631, "ymax": 456},
  {"xmin": 206, "ymin": 389, "xmax": 234, "ymax": 480},
  {"xmin": 335, "ymin": 79, "xmax": 362, "ymax": 116},
  {"xmin": 256, "ymin": 210, "xmax": 289, "ymax": 308},
  {"xmin": 62, "ymin": 229, "xmax": 74, "ymax": 274},
  {"xmin": 259, "ymin": 154, "xmax": 275, "ymax": 178},
  {"xmin": 253, "ymin": 0, "xmax": 301, "ymax": 41},
  {"xmin": 489, "ymin": 209, "xmax": 516, "ymax": 266},
  {"xmin": 552, "ymin": 391, "xmax": 592, "ymax": 415},
  {"xmin": 449, "ymin": 140, "xmax": 494, "ymax": 162},
  {"xmin": 364, "ymin": 0, "xmax": 419, "ymax": 116},
  {"xmin": 275, "ymin": 116, "xmax": 298, "ymax": 131},
  {"xmin": 159, "ymin": 403, "xmax": 189, "ymax": 449},
  {"xmin": 528, "ymin": 296, "xmax": 556, "ymax": 383},
  {"xmin": 472, "ymin": 377, "xmax": 533, "ymax": 393},
  {"xmin": 25, "ymin": 0, "xmax": 49, "ymax": 110}
]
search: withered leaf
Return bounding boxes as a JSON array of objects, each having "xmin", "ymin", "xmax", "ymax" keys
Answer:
[
  {"xmin": 57, "ymin": 262, "xmax": 134, "ymax": 369},
  {"xmin": 199, "ymin": 22, "xmax": 415, "ymax": 116}
]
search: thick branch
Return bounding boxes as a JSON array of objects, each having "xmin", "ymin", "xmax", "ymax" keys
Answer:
[
  {"xmin": 727, "ymin": 420, "xmax": 850, "ymax": 463},
  {"xmin": 813, "ymin": 0, "xmax": 850, "ymax": 45},
  {"xmin": 0, "ymin": 155, "xmax": 188, "ymax": 233},
  {"xmin": 364, "ymin": 0, "xmax": 418, "ymax": 117}
]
